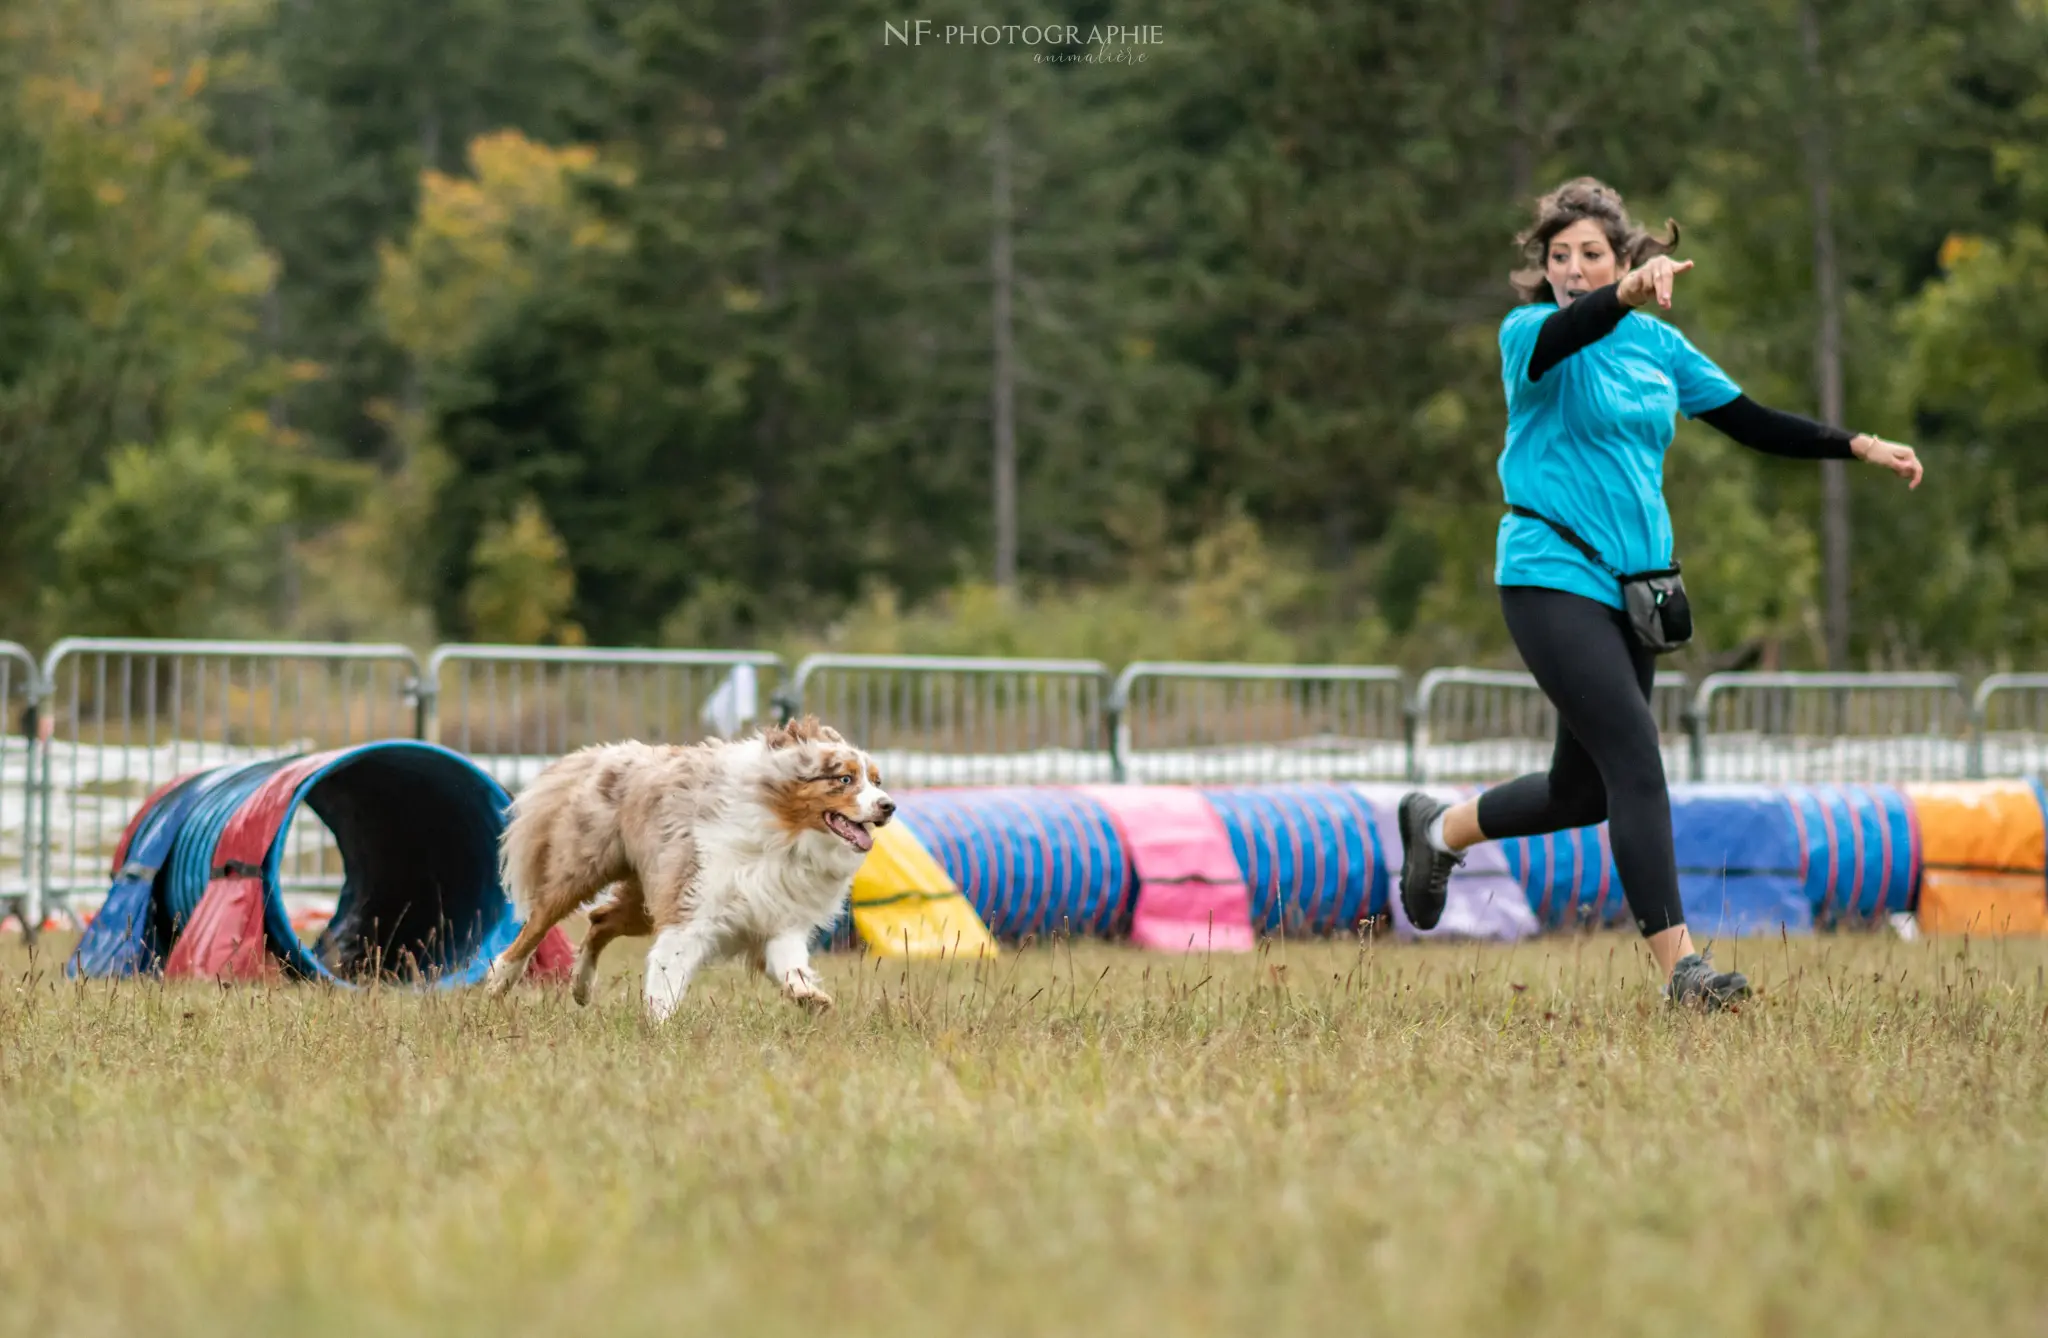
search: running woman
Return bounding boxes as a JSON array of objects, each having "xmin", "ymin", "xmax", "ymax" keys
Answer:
[{"xmin": 1397, "ymin": 177, "xmax": 1924, "ymax": 1009}]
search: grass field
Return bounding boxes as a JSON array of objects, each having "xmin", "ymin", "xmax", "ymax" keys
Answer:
[{"xmin": 2, "ymin": 930, "xmax": 2045, "ymax": 1337}]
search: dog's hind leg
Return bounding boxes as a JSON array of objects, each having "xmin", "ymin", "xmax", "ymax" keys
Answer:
[
  {"xmin": 487, "ymin": 810, "xmax": 625, "ymax": 997},
  {"xmin": 484, "ymin": 905, "xmax": 570, "ymax": 997},
  {"xmin": 762, "ymin": 929, "xmax": 834, "ymax": 1012},
  {"xmin": 573, "ymin": 879, "xmax": 651, "ymax": 1006}
]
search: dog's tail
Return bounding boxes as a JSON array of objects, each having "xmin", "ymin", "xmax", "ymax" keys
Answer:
[{"xmin": 498, "ymin": 747, "xmax": 608, "ymax": 919}]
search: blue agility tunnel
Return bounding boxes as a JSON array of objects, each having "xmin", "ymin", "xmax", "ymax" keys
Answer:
[
  {"xmin": 266, "ymin": 742, "xmax": 525, "ymax": 985},
  {"xmin": 66, "ymin": 768, "xmax": 213, "ymax": 978},
  {"xmin": 1200, "ymin": 784, "xmax": 1386, "ymax": 934},
  {"xmin": 1499, "ymin": 785, "xmax": 1814, "ymax": 937},
  {"xmin": 1670, "ymin": 785, "xmax": 1812, "ymax": 937},
  {"xmin": 68, "ymin": 758, "xmax": 297, "ymax": 978},
  {"xmin": 76, "ymin": 741, "xmax": 568, "ymax": 987},
  {"xmin": 895, "ymin": 788, "xmax": 1134, "ymax": 940},
  {"xmin": 1785, "ymin": 784, "xmax": 1919, "ymax": 925},
  {"xmin": 1500, "ymin": 826, "xmax": 1625, "ymax": 929}
]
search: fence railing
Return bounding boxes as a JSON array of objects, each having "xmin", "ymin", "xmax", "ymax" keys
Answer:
[
  {"xmin": 777, "ymin": 653, "xmax": 1113, "ymax": 785},
  {"xmin": 2, "ymin": 643, "xmax": 39, "ymax": 932},
  {"xmin": 1109, "ymin": 662, "xmax": 1409, "ymax": 784},
  {"xmin": 1971, "ymin": 674, "xmax": 2048, "ymax": 781},
  {"xmin": 36, "ymin": 638, "xmax": 424, "ymax": 922},
  {"xmin": 6, "ymin": 637, "xmax": 2048, "ymax": 934},
  {"xmin": 1684, "ymin": 671, "xmax": 1972, "ymax": 783},
  {"xmin": 1410, "ymin": 668, "xmax": 1691, "ymax": 784},
  {"xmin": 422, "ymin": 644, "xmax": 785, "ymax": 795}
]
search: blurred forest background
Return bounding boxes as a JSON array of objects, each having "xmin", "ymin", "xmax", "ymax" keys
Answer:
[{"xmin": 3, "ymin": 0, "xmax": 2046, "ymax": 675}]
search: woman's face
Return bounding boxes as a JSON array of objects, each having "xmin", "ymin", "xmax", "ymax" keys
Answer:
[{"xmin": 1545, "ymin": 218, "xmax": 1621, "ymax": 307}]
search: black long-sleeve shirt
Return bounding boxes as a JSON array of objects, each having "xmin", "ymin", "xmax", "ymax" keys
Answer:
[{"xmin": 1525, "ymin": 283, "xmax": 1856, "ymax": 461}]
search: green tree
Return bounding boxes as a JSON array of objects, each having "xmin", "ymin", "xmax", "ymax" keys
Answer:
[
  {"xmin": 463, "ymin": 495, "xmax": 585, "ymax": 645},
  {"xmin": 201, "ymin": 0, "xmax": 611, "ymax": 462},
  {"xmin": 0, "ymin": 0, "xmax": 285, "ymax": 629},
  {"xmin": 1894, "ymin": 42, "xmax": 2048, "ymax": 664},
  {"xmin": 48, "ymin": 433, "xmax": 290, "ymax": 638}
]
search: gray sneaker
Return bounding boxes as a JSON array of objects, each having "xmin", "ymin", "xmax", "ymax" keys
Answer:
[
  {"xmin": 1664, "ymin": 951, "xmax": 1750, "ymax": 1011},
  {"xmin": 1396, "ymin": 791, "xmax": 1463, "ymax": 931}
]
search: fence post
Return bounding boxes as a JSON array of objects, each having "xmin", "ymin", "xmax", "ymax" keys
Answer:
[
  {"xmin": 27, "ymin": 665, "xmax": 43, "ymax": 943},
  {"xmin": 408, "ymin": 666, "xmax": 436, "ymax": 743},
  {"xmin": 1106, "ymin": 665, "xmax": 1133, "ymax": 785},
  {"xmin": 1968, "ymin": 685, "xmax": 1985, "ymax": 780},
  {"xmin": 1684, "ymin": 684, "xmax": 1706, "ymax": 783},
  {"xmin": 1, "ymin": 644, "xmax": 41, "ymax": 942},
  {"xmin": 1404, "ymin": 683, "xmax": 1426, "ymax": 784}
]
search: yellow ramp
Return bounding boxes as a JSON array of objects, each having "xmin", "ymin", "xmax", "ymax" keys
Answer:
[{"xmin": 851, "ymin": 820, "xmax": 998, "ymax": 958}]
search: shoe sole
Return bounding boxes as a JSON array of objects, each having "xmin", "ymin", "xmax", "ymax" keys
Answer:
[{"xmin": 1397, "ymin": 794, "xmax": 1448, "ymax": 932}]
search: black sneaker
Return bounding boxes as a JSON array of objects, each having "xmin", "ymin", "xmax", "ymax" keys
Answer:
[
  {"xmin": 1396, "ymin": 791, "xmax": 1463, "ymax": 932},
  {"xmin": 1664, "ymin": 951, "xmax": 1750, "ymax": 1011}
]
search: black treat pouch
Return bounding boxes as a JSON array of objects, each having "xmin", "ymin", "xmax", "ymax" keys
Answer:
[{"xmin": 1507, "ymin": 505, "xmax": 1694, "ymax": 655}]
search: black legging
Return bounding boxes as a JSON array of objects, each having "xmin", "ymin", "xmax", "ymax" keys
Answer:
[{"xmin": 1475, "ymin": 585, "xmax": 1685, "ymax": 936}]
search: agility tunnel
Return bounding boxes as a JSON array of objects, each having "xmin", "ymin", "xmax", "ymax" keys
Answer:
[
  {"xmin": 70, "ymin": 741, "xmax": 573, "ymax": 986},
  {"xmin": 843, "ymin": 818, "xmax": 999, "ymax": 958},
  {"xmin": 899, "ymin": 780, "xmax": 1843, "ymax": 946},
  {"xmin": 70, "ymin": 763, "xmax": 2048, "ymax": 974},
  {"xmin": 1501, "ymin": 826, "xmax": 1623, "ymax": 929},
  {"xmin": 1903, "ymin": 779, "xmax": 2048, "ymax": 936},
  {"xmin": 70, "ymin": 759, "xmax": 298, "ymax": 977},
  {"xmin": 1351, "ymin": 784, "xmax": 1538, "ymax": 941},
  {"xmin": 894, "ymin": 788, "xmax": 1134, "ymax": 940},
  {"xmin": 1786, "ymin": 784, "xmax": 1919, "ymax": 926},
  {"xmin": 1200, "ymin": 784, "xmax": 1385, "ymax": 936},
  {"xmin": 1079, "ymin": 785, "xmax": 1254, "ymax": 953},
  {"xmin": 71, "ymin": 765, "xmax": 212, "ymax": 975},
  {"xmin": 1494, "ymin": 783, "xmax": 1925, "ymax": 937}
]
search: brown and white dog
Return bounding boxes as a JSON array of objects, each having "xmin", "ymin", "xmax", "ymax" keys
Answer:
[{"xmin": 481, "ymin": 716, "xmax": 894, "ymax": 1020}]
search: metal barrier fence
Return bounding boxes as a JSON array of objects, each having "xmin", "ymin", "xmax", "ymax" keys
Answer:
[
  {"xmin": 2, "ymin": 643, "xmax": 39, "ymax": 931},
  {"xmin": 1685, "ymin": 672, "xmax": 1972, "ymax": 783},
  {"xmin": 36, "ymin": 638, "xmax": 423, "ymax": 922},
  {"xmin": 1410, "ymin": 668, "xmax": 1691, "ymax": 784},
  {"xmin": 1972, "ymin": 674, "xmax": 2048, "ymax": 780},
  {"xmin": 421, "ymin": 645, "xmax": 785, "ymax": 794},
  {"xmin": 9, "ymin": 637, "xmax": 2048, "ymax": 934},
  {"xmin": 778, "ymin": 654, "xmax": 1113, "ymax": 785},
  {"xmin": 1108, "ymin": 662, "xmax": 1409, "ymax": 784}
]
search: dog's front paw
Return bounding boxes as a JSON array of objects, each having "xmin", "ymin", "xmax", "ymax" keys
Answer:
[
  {"xmin": 781, "ymin": 968, "xmax": 835, "ymax": 1012},
  {"xmin": 482, "ymin": 955, "xmax": 525, "ymax": 998}
]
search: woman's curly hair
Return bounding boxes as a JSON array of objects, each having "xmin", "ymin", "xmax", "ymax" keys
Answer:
[{"xmin": 1509, "ymin": 177, "xmax": 1681, "ymax": 304}]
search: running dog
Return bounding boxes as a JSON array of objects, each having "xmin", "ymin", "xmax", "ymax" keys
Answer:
[{"xmin": 481, "ymin": 716, "xmax": 894, "ymax": 1020}]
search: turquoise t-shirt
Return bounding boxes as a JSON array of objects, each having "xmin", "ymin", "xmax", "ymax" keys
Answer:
[{"xmin": 1494, "ymin": 302, "xmax": 1741, "ymax": 609}]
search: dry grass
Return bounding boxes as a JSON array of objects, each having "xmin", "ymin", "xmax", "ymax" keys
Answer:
[{"xmin": 1, "ymin": 930, "xmax": 2045, "ymax": 1337}]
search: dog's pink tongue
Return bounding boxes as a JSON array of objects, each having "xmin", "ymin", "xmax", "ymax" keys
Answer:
[{"xmin": 851, "ymin": 823, "xmax": 874, "ymax": 853}]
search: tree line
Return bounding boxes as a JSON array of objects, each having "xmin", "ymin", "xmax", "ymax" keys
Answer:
[{"xmin": 3, "ymin": 0, "xmax": 2044, "ymax": 675}]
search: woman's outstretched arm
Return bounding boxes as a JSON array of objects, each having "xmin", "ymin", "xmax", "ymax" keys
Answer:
[
  {"xmin": 1698, "ymin": 396, "xmax": 1925, "ymax": 487},
  {"xmin": 1526, "ymin": 284, "xmax": 1628, "ymax": 382},
  {"xmin": 1694, "ymin": 395, "xmax": 1855, "ymax": 459}
]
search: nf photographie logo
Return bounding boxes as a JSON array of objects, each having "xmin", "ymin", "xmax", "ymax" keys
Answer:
[{"xmin": 882, "ymin": 19, "xmax": 1164, "ymax": 47}]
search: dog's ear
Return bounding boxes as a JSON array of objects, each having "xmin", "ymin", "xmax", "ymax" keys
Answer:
[{"xmin": 762, "ymin": 715, "xmax": 844, "ymax": 749}]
